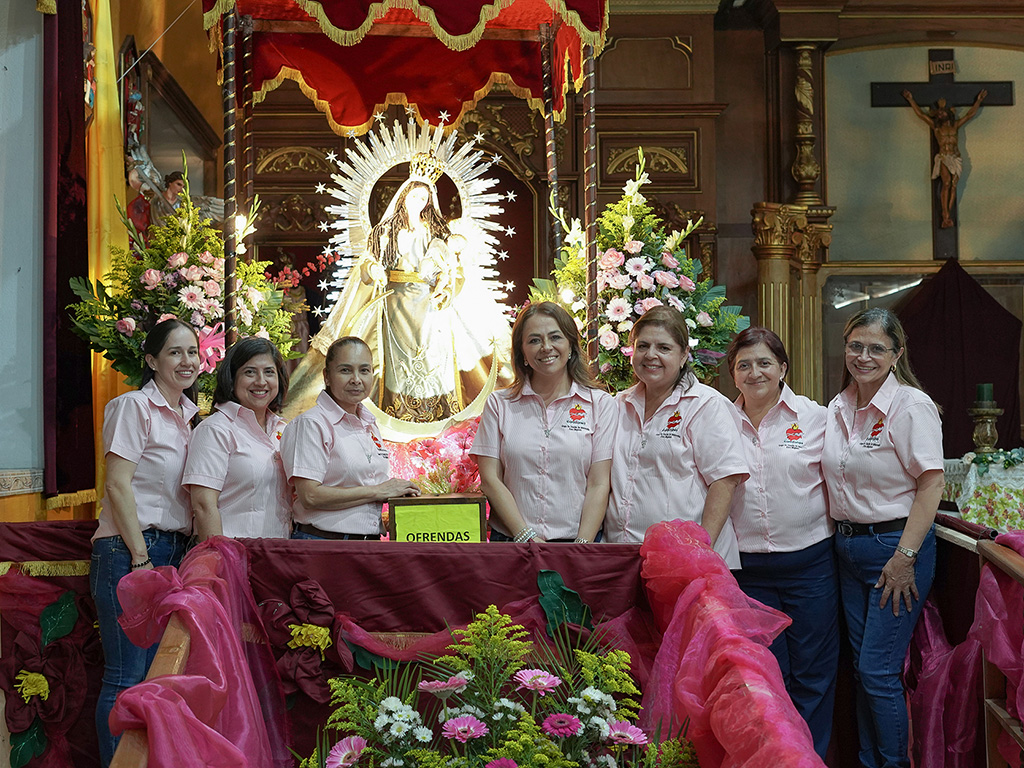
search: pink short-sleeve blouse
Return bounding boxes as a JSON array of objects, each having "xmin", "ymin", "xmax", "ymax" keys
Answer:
[
  {"xmin": 280, "ymin": 391, "xmax": 390, "ymax": 535},
  {"xmin": 93, "ymin": 381, "xmax": 199, "ymax": 541},
  {"xmin": 183, "ymin": 400, "xmax": 291, "ymax": 539},
  {"xmin": 469, "ymin": 381, "xmax": 615, "ymax": 540},
  {"xmin": 605, "ymin": 377, "xmax": 749, "ymax": 568},
  {"xmin": 822, "ymin": 373, "xmax": 944, "ymax": 525},
  {"xmin": 729, "ymin": 384, "xmax": 832, "ymax": 553}
]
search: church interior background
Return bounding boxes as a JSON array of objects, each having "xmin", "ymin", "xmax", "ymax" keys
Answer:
[{"xmin": 3, "ymin": 0, "xmax": 1024, "ymax": 765}]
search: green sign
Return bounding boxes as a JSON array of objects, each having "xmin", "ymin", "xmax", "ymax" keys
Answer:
[{"xmin": 390, "ymin": 497, "xmax": 486, "ymax": 543}]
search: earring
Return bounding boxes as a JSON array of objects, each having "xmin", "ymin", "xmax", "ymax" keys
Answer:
[{"xmin": 890, "ymin": 365, "xmax": 896, "ymax": 374}]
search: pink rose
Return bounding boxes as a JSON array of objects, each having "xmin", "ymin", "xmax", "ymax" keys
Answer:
[
  {"xmin": 634, "ymin": 297, "xmax": 663, "ymax": 315},
  {"xmin": 667, "ymin": 295, "xmax": 685, "ymax": 311},
  {"xmin": 600, "ymin": 362, "xmax": 612, "ymax": 373},
  {"xmin": 696, "ymin": 311, "xmax": 714, "ymax": 327},
  {"xmin": 140, "ymin": 269, "xmax": 164, "ymax": 290},
  {"xmin": 608, "ymin": 272, "xmax": 630, "ymax": 290},
  {"xmin": 179, "ymin": 265, "xmax": 204, "ymax": 282},
  {"xmin": 678, "ymin": 274, "xmax": 696, "ymax": 292},
  {"xmin": 661, "ymin": 253, "xmax": 679, "ymax": 269},
  {"xmin": 203, "ymin": 280, "xmax": 221, "ymax": 297},
  {"xmin": 198, "ymin": 250, "xmax": 215, "ymax": 264},
  {"xmin": 598, "ymin": 269, "xmax": 615, "ymax": 292},
  {"xmin": 255, "ymin": 327, "xmax": 271, "ymax": 340},
  {"xmin": 115, "ymin": 317, "xmax": 136, "ymax": 336},
  {"xmin": 654, "ymin": 270, "xmax": 679, "ymax": 288},
  {"xmin": 167, "ymin": 251, "xmax": 189, "ymax": 269},
  {"xmin": 157, "ymin": 313, "xmax": 179, "ymax": 323},
  {"xmin": 600, "ymin": 249, "xmax": 625, "ymax": 269},
  {"xmin": 624, "ymin": 240, "xmax": 645, "ymax": 254},
  {"xmin": 636, "ymin": 274, "xmax": 655, "ymax": 291},
  {"xmin": 599, "ymin": 330, "xmax": 620, "ymax": 350}
]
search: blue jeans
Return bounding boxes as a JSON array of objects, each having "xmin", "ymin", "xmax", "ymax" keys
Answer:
[
  {"xmin": 90, "ymin": 529, "xmax": 189, "ymax": 768},
  {"xmin": 735, "ymin": 536, "xmax": 839, "ymax": 759},
  {"xmin": 835, "ymin": 525, "xmax": 936, "ymax": 768}
]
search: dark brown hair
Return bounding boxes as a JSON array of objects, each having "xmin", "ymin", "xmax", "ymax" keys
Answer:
[
  {"xmin": 213, "ymin": 337, "xmax": 289, "ymax": 412},
  {"xmin": 840, "ymin": 307, "xmax": 925, "ymax": 392},
  {"xmin": 726, "ymin": 326, "xmax": 790, "ymax": 379},
  {"xmin": 509, "ymin": 302, "xmax": 599, "ymax": 396},
  {"xmin": 629, "ymin": 306, "xmax": 694, "ymax": 391}
]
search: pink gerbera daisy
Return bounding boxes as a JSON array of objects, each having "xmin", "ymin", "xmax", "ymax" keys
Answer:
[
  {"xmin": 326, "ymin": 735, "xmax": 367, "ymax": 768},
  {"xmin": 418, "ymin": 672, "xmax": 471, "ymax": 699},
  {"xmin": 624, "ymin": 257, "xmax": 650, "ymax": 276},
  {"xmin": 604, "ymin": 297, "xmax": 632, "ymax": 322},
  {"xmin": 513, "ymin": 668, "xmax": 562, "ymax": 696},
  {"xmin": 178, "ymin": 286, "xmax": 205, "ymax": 311},
  {"xmin": 606, "ymin": 721, "xmax": 648, "ymax": 746},
  {"xmin": 542, "ymin": 713, "xmax": 583, "ymax": 738},
  {"xmin": 442, "ymin": 715, "xmax": 489, "ymax": 742}
]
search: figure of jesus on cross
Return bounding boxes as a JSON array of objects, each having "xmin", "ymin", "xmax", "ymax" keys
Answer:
[{"xmin": 902, "ymin": 89, "xmax": 987, "ymax": 228}]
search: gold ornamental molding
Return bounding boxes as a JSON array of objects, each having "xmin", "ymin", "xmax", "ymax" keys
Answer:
[
  {"xmin": 751, "ymin": 203, "xmax": 807, "ymax": 250},
  {"xmin": 255, "ymin": 146, "xmax": 335, "ymax": 175},
  {"xmin": 607, "ymin": 146, "xmax": 688, "ymax": 176},
  {"xmin": 456, "ymin": 103, "xmax": 540, "ymax": 181}
]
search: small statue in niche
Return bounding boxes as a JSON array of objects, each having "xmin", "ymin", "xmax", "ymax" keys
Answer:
[{"xmin": 903, "ymin": 89, "xmax": 987, "ymax": 228}]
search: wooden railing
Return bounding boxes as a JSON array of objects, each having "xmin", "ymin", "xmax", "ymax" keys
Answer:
[
  {"xmin": 108, "ymin": 613, "xmax": 191, "ymax": 768},
  {"xmin": 977, "ymin": 539, "xmax": 1024, "ymax": 768}
]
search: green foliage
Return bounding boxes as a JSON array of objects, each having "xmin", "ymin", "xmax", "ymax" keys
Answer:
[
  {"xmin": 532, "ymin": 149, "xmax": 750, "ymax": 391},
  {"xmin": 10, "ymin": 717, "xmax": 46, "ymax": 768},
  {"xmin": 67, "ymin": 166, "xmax": 299, "ymax": 392},
  {"xmin": 537, "ymin": 570, "xmax": 593, "ymax": 637}
]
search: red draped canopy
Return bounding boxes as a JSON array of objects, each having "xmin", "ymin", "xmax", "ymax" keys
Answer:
[{"xmin": 202, "ymin": 0, "xmax": 608, "ymax": 134}]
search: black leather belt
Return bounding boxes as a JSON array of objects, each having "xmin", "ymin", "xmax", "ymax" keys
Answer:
[
  {"xmin": 294, "ymin": 523, "xmax": 380, "ymax": 540},
  {"xmin": 835, "ymin": 518, "xmax": 907, "ymax": 537}
]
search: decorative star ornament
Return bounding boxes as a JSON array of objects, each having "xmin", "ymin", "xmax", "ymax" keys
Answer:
[
  {"xmin": 405, "ymin": 105, "xmax": 416, "ymax": 116},
  {"xmin": 318, "ymin": 280, "xmax": 329, "ymax": 291},
  {"xmin": 312, "ymin": 306, "xmax": 327, "ymax": 318},
  {"xmin": 325, "ymin": 150, "xmax": 338, "ymax": 163},
  {"xmin": 315, "ymin": 183, "xmax": 326, "ymax": 194},
  {"xmin": 503, "ymin": 225, "xmax": 516, "ymax": 237},
  {"xmin": 505, "ymin": 191, "xmax": 517, "ymax": 202},
  {"xmin": 438, "ymin": 110, "xmax": 450, "ymax": 124},
  {"xmin": 474, "ymin": 131, "xmax": 486, "ymax": 143},
  {"xmin": 374, "ymin": 111, "xmax": 386, "ymax": 123},
  {"xmin": 497, "ymin": 250, "xmax": 509, "ymax": 260},
  {"xmin": 317, "ymin": 221, "xmax": 329, "ymax": 232},
  {"xmin": 346, "ymin": 129, "xmax": 356, "ymax": 138},
  {"xmin": 504, "ymin": 281, "xmax": 516, "ymax": 291}
]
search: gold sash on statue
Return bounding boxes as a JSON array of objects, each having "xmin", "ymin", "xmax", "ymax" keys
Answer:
[{"xmin": 387, "ymin": 270, "xmax": 426, "ymax": 284}]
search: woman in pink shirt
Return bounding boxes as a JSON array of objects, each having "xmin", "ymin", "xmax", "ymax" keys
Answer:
[
  {"xmin": 822, "ymin": 308, "xmax": 943, "ymax": 768},
  {"xmin": 280, "ymin": 336, "xmax": 419, "ymax": 539},
  {"xmin": 727, "ymin": 327, "xmax": 837, "ymax": 759},
  {"xmin": 471, "ymin": 302, "xmax": 614, "ymax": 542},
  {"xmin": 604, "ymin": 306, "xmax": 747, "ymax": 558},
  {"xmin": 184, "ymin": 337, "xmax": 292, "ymax": 540},
  {"xmin": 89, "ymin": 318, "xmax": 200, "ymax": 766}
]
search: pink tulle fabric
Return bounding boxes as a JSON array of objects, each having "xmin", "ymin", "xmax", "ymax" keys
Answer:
[
  {"xmin": 969, "ymin": 531, "xmax": 1024, "ymax": 766},
  {"xmin": 111, "ymin": 538, "xmax": 290, "ymax": 768},
  {"xmin": 638, "ymin": 520, "xmax": 824, "ymax": 768},
  {"xmin": 906, "ymin": 599, "xmax": 982, "ymax": 768}
]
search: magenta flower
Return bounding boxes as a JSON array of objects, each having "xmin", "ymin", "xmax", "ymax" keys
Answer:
[
  {"xmin": 634, "ymin": 297, "xmax": 663, "ymax": 315},
  {"xmin": 326, "ymin": 735, "xmax": 367, "ymax": 768},
  {"xmin": 442, "ymin": 715, "xmax": 489, "ymax": 742},
  {"xmin": 513, "ymin": 668, "xmax": 562, "ymax": 696},
  {"xmin": 678, "ymin": 274, "xmax": 696, "ymax": 292},
  {"xmin": 542, "ymin": 713, "xmax": 583, "ymax": 738},
  {"xmin": 418, "ymin": 671, "xmax": 471, "ymax": 699},
  {"xmin": 486, "ymin": 760, "xmax": 518, "ymax": 768},
  {"xmin": 606, "ymin": 721, "xmax": 647, "ymax": 745}
]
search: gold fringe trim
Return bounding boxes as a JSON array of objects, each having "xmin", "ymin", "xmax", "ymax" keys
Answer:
[
  {"xmin": 0, "ymin": 561, "xmax": 91, "ymax": 577},
  {"xmin": 36, "ymin": 0, "xmax": 56, "ymax": 14},
  {"xmin": 44, "ymin": 488, "xmax": 98, "ymax": 510},
  {"xmin": 203, "ymin": 0, "xmax": 606, "ymax": 54},
  {"xmin": 254, "ymin": 64, "xmax": 559, "ymax": 137},
  {"xmin": 367, "ymin": 631, "xmax": 433, "ymax": 651}
]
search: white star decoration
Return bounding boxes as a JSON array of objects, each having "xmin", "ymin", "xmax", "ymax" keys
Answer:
[
  {"xmin": 503, "ymin": 225, "xmax": 516, "ymax": 237},
  {"xmin": 505, "ymin": 191, "xmax": 517, "ymax": 202},
  {"xmin": 317, "ymin": 221, "xmax": 329, "ymax": 232},
  {"xmin": 374, "ymin": 112, "xmax": 385, "ymax": 123},
  {"xmin": 503, "ymin": 281, "xmax": 516, "ymax": 291},
  {"xmin": 325, "ymin": 151, "xmax": 337, "ymax": 163},
  {"xmin": 346, "ymin": 129, "xmax": 356, "ymax": 138},
  {"xmin": 312, "ymin": 306, "xmax": 327, "ymax": 318},
  {"xmin": 315, "ymin": 183, "xmax": 326, "ymax": 194},
  {"xmin": 474, "ymin": 132, "xmax": 486, "ymax": 143},
  {"xmin": 497, "ymin": 250, "xmax": 509, "ymax": 260},
  {"xmin": 405, "ymin": 105, "xmax": 416, "ymax": 116},
  {"xmin": 318, "ymin": 279, "xmax": 329, "ymax": 291},
  {"xmin": 438, "ymin": 110, "xmax": 450, "ymax": 123}
]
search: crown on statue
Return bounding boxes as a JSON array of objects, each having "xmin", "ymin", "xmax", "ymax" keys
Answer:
[{"xmin": 409, "ymin": 152, "xmax": 446, "ymax": 184}]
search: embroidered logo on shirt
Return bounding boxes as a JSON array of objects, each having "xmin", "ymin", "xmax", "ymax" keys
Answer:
[
  {"xmin": 561, "ymin": 404, "xmax": 591, "ymax": 432},
  {"xmin": 860, "ymin": 417, "xmax": 885, "ymax": 448},
  {"xmin": 779, "ymin": 422, "xmax": 805, "ymax": 449},
  {"xmin": 657, "ymin": 411, "xmax": 682, "ymax": 439},
  {"xmin": 370, "ymin": 432, "xmax": 390, "ymax": 460}
]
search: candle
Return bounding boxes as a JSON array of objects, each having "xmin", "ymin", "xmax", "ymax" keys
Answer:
[{"xmin": 976, "ymin": 383, "xmax": 994, "ymax": 403}]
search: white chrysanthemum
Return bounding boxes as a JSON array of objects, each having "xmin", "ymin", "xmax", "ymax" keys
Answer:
[
  {"xmin": 381, "ymin": 696, "xmax": 404, "ymax": 712},
  {"xmin": 374, "ymin": 713, "xmax": 390, "ymax": 730},
  {"xmin": 389, "ymin": 721, "xmax": 411, "ymax": 738},
  {"xmin": 414, "ymin": 726, "xmax": 432, "ymax": 743},
  {"xmin": 589, "ymin": 716, "xmax": 611, "ymax": 739}
]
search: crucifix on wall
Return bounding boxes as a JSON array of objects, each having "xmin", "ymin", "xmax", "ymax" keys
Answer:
[{"xmin": 871, "ymin": 49, "xmax": 1013, "ymax": 259}]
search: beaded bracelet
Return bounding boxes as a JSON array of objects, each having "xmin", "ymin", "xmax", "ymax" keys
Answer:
[
  {"xmin": 574, "ymin": 537, "xmax": 589, "ymax": 544},
  {"xmin": 130, "ymin": 557, "xmax": 152, "ymax": 570},
  {"xmin": 513, "ymin": 526, "xmax": 538, "ymax": 543}
]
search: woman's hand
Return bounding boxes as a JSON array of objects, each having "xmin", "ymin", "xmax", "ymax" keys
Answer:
[
  {"xmin": 876, "ymin": 551, "xmax": 918, "ymax": 616},
  {"xmin": 376, "ymin": 478, "xmax": 421, "ymax": 500}
]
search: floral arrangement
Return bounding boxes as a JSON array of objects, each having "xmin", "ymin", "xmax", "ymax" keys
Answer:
[
  {"xmin": 68, "ymin": 174, "xmax": 299, "ymax": 393},
  {"xmin": 386, "ymin": 419, "xmax": 482, "ymax": 495},
  {"xmin": 962, "ymin": 448, "xmax": 1024, "ymax": 476},
  {"xmin": 531, "ymin": 150, "xmax": 749, "ymax": 392},
  {"xmin": 302, "ymin": 605, "xmax": 698, "ymax": 768}
]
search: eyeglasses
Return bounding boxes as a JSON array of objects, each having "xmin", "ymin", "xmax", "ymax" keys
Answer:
[{"xmin": 845, "ymin": 341, "xmax": 897, "ymax": 358}]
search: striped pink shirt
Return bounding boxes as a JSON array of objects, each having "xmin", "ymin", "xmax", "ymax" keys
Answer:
[
  {"xmin": 183, "ymin": 401, "xmax": 291, "ymax": 539},
  {"xmin": 605, "ymin": 378, "xmax": 749, "ymax": 568},
  {"xmin": 469, "ymin": 381, "xmax": 616, "ymax": 540},
  {"xmin": 822, "ymin": 373, "xmax": 944, "ymax": 524},
  {"xmin": 94, "ymin": 381, "xmax": 198, "ymax": 541},
  {"xmin": 280, "ymin": 391, "xmax": 390, "ymax": 535},
  {"xmin": 729, "ymin": 384, "xmax": 832, "ymax": 553}
]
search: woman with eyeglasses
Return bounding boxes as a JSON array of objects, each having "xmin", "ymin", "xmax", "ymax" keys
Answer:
[
  {"xmin": 726, "ymin": 327, "xmax": 837, "ymax": 759},
  {"xmin": 822, "ymin": 307, "xmax": 943, "ymax": 768}
]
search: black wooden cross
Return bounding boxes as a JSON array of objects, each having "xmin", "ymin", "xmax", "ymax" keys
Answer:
[{"xmin": 871, "ymin": 49, "xmax": 1013, "ymax": 260}]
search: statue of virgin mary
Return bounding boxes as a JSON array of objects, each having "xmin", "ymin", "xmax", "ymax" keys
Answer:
[{"xmin": 284, "ymin": 150, "xmax": 512, "ymax": 438}]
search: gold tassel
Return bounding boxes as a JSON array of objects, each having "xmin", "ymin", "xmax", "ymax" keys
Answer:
[
  {"xmin": 36, "ymin": 0, "xmax": 57, "ymax": 14},
  {"xmin": 44, "ymin": 488, "xmax": 98, "ymax": 510},
  {"xmin": 0, "ymin": 560, "xmax": 91, "ymax": 577}
]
